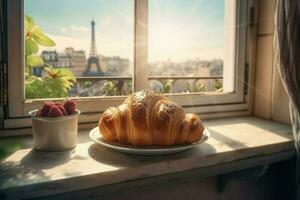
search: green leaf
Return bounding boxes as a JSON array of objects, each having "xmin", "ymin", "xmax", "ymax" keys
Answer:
[
  {"xmin": 0, "ymin": 140, "xmax": 24, "ymax": 160},
  {"xmin": 25, "ymin": 78, "xmax": 47, "ymax": 99},
  {"xmin": 44, "ymin": 65, "xmax": 54, "ymax": 72},
  {"xmin": 25, "ymin": 15, "xmax": 35, "ymax": 33},
  {"xmin": 56, "ymin": 68, "xmax": 76, "ymax": 82},
  {"xmin": 32, "ymin": 27, "xmax": 55, "ymax": 47},
  {"xmin": 25, "ymin": 38, "xmax": 39, "ymax": 56},
  {"xmin": 27, "ymin": 55, "xmax": 44, "ymax": 67},
  {"xmin": 25, "ymin": 75, "xmax": 38, "ymax": 84}
]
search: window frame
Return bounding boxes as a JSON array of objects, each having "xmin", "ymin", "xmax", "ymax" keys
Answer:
[{"xmin": 4, "ymin": 0, "xmax": 254, "ymax": 129}]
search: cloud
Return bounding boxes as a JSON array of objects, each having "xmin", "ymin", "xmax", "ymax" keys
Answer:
[
  {"xmin": 42, "ymin": 33, "xmax": 220, "ymax": 63},
  {"xmin": 149, "ymin": 45, "xmax": 224, "ymax": 62},
  {"xmin": 70, "ymin": 25, "xmax": 89, "ymax": 32},
  {"xmin": 39, "ymin": 35, "xmax": 89, "ymax": 54},
  {"xmin": 60, "ymin": 27, "xmax": 67, "ymax": 33},
  {"xmin": 60, "ymin": 25, "xmax": 89, "ymax": 33},
  {"xmin": 38, "ymin": 34, "xmax": 133, "ymax": 60},
  {"xmin": 101, "ymin": 16, "xmax": 112, "ymax": 26}
]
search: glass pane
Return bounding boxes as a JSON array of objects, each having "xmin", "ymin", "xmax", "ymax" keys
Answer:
[
  {"xmin": 24, "ymin": 0, "xmax": 134, "ymax": 99},
  {"xmin": 148, "ymin": 0, "xmax": 230, "ymax": 94}
]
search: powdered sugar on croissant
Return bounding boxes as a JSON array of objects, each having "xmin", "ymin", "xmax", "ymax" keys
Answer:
[{"xmin": 99, "ymin": 90, "xmax": 204, "ymax": 146}]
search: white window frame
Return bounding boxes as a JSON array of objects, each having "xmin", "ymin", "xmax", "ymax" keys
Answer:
[{"xmin": 4, "ymin": 0, "xmax": 254, "ymax": 129}]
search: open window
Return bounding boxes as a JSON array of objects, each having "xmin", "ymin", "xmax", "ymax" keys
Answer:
[{"xmin": 4, "ymin": 0, "xmax": 254, "ymax": 128}]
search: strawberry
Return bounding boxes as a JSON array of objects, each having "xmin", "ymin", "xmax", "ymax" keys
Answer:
[
  {"xmin": 40, "ymin": 102, "xmax": 55, "ymax": 117},
  {"xmin": 36, "ymin": 109, "xmax": 42, "ymax": 116},
  {"xmin": 57, "ymin": 104, "xmax": 68, "ymax": 116},
  {"xmin": 48, "ymin": 105, "xmax": 64, "ymax": 117},
  {"xmin": 63, "ymin": 99, "xmax": 76, "ymax": 115}
]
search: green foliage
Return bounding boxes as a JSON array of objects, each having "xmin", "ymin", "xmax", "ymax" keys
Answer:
[
  {"xmin": 103, "ymin": 80, "xmax": 133, "ymax": 96},
  {"xmin": 103, "ymin": 81, "xmax": 118, "ymax": 96},
  {"xmin": 187, "ymin": 81, "xmax": 206, "ymax": 93},
  {"xmin": 124, "ymin": 80, "xmax": 132, "ymax": 94},
  {"xmin": 214, "ymin": 79, "xmax": 223, "ymax": 92},
  {"xmin": 27, "ymin": 55, "xmax": 44, "ymax": 68},
  {"xmin": 0, "ymin": 140, "xmax": 24, "ymax": 160},
  {"xmin": 24, "ymin": 15, "xmax": 75, "ymax": 99},
  {"xmin": 82, "ymin": 81, "xmax": 92, "ymax": 89},
  {"xmin": 31, "ymin": 27, "xmax": 56, "ymax": 47},
  {"xmin": 25, "ymin": 16, "xmax": 55, "ymax": 53},
  {"xmin": 25, "ymin": 67, "xmax": 75, "ymax": 99},
  {"xmin": 160, "ymin": 80, "xmax": 172, "ymax": 93},
  {"xmin": 25, "ymin": 39, "xmax": 39, "ymax": 57}
]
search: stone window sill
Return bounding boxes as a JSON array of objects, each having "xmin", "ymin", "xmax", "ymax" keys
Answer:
[{"xmin": 0, "ymin": 116, "xmax": 295, "ymax": 199}]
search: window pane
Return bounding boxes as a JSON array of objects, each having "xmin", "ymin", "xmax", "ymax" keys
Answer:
[
  {"xmin": 148, "ymin": 0, "xmax": 231, "ymax": 94},
  {"xmin": 24, "ymin": 0, "xmax": 134, "ymax": 99}
]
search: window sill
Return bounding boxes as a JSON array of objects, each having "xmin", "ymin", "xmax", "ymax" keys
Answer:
[{"xmin": 0, "ymin": 116, "xmax": 295, "ymax": 199}]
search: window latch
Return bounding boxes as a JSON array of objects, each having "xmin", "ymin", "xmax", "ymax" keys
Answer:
[
  {"xmin": 249, "ymin": 6, "xmax": 256, "ymax": 27},
  {"xmin": 0, "ymin": 62, "xmax": 8, "ymax": 107},
  {"xmin": 244, "ymin": 62, "xmax": 249, "ymax": 95}
]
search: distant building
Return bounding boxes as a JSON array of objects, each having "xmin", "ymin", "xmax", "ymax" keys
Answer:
[
  {"xmin": 65, "ymin": 47, "xmax": 87, "ymax": 76},
  {"xmin": 209, "ymin": 59, "xmax": 223, "ymax": 76},
  {"xmin": 41, "ymin": 50, "xmax": 72, "ymax": 68},
  {"xmin": 58, "ymin": 53, "xmax": 72, "ymax": 68},
  {"xmin": 100, "ymin": 56, "xmax": 130, "ymax": 76},
  {"xmin": 39, "ymin": 48, "xmax": 87, "ymax": 77},
  {"xmin": 32, "ymin": 51, "xmax": 61, "ymax": 77},
  {"xmin": 41, "ymin": 51, "xmax": 59, "ymax": 67}
]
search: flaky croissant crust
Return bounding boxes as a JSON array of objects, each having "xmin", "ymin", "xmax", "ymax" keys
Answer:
[{"xmin": 99, "ymin": 90, "xmax": 204, "ymax": 146}]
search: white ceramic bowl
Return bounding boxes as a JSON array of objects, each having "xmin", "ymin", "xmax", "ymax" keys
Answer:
[
  {"xmin": 28, "ymin": 109, "xmax": 80, "ymax": 151},
  {"xmin": 89, "ymin": 127, "xmax": 210, "ymax": 155}
]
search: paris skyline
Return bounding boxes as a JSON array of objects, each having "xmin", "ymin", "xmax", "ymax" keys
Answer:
[{"xmin": 25, "ymin": 0, "xmax": 225, "ymax": 62}]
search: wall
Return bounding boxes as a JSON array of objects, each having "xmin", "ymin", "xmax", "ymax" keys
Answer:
[
  {"xmin": 44, "ymin": 160, "xmax": 295, "ymax": 200},
  {"xmin": 253, "ymin": 0, "xmax": 291, "ymax": 124}
]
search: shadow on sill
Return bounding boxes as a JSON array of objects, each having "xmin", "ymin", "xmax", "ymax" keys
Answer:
[
  {"xmin": 88, "ymin": 142, "xmax": 217, "ymax": 168},
  {"xmin": 20, "ymin": 148, "xmax": 75, "ymax": 169}
]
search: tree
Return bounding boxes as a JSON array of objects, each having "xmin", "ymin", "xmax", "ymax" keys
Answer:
[
  {"xmin": 187, "ymin": 81, "xmax": 206, "ymax": 93},
  {"xmin": 103, "ymin": 81, "xmax": 118, "ymax": 96},
  {"xmin": 160, "ymin": 80, "xmax": 172, "ymax": 93},
  {"xmin": 214, "ymin": 79, "xmax": 223, "ymax": 92}
]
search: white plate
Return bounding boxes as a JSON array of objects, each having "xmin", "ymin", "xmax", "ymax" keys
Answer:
[{"xmin": 89, "ymin": 127, "xmax": 210, "ymax": 155}]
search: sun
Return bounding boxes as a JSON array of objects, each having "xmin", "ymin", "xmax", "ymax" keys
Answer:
[{"xmin": 149, "ymin": 18, "xmax": 193, "ymax": 62}]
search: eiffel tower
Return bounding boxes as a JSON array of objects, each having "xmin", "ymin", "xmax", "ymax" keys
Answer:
[{"xmin": 83, "ymin": 20, "xmax": 103, "ymax": 76}]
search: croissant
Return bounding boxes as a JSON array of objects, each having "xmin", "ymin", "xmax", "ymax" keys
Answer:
[{"xmin": 99, "ymin": 90, "xmax": 204, "ymax": 146}]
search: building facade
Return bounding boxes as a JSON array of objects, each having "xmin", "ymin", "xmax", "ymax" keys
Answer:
[
  {"xmin": 40, "ymin": 48, "xmax": 87, "ymax": 77},
  {"xmin": 65, "ymin": 47, "xmax": 87, "ymax": 77}
]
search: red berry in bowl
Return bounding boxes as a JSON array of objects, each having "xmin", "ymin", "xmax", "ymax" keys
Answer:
[
  {"xmin": 36, "ymin": 109, "xmax": 42, "ymax": 116},
  {"xmin": 40, "ymin": 102, "xmax": 55, "ymax": 117},
  {"xmin": 48, "ymin": 105, "xmax": 64, "ymax": 117},
  {"xmin": 57, "ymin": 104, "xmax": 68, "ymax": 116},
  {"xmin": 63, "ymin": 100, "xmax": 77, "ymax": 115}
]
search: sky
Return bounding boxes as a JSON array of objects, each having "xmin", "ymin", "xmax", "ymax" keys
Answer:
[{"xmin": 25, "ymin": 0, "xmax": 225, "ymax": 62}]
